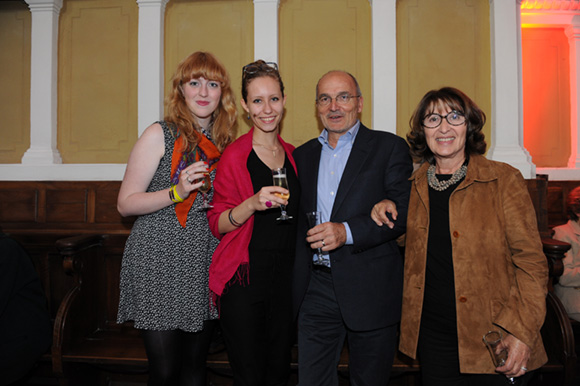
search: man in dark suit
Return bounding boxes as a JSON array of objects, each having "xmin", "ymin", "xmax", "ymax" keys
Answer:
[{"xmin": 293, "ymin": 71, "xmax": 412, "ymax": 386}]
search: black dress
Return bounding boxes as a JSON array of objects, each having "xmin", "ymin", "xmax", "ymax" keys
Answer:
[{"xmin": 219, "ymin": 150, "xmax": 299, "ymax": 386}]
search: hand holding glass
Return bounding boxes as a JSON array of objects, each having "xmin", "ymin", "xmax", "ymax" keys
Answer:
[
  {"xmin": 483, "ymin": 330, "xmax": 516, "ymax": 385},
  {"xmin": 272, "ymin": 168, "xmax": 292, "ymax": 220},
  {"xmin": 306, "ymin": 211, "xmax": 324, "ymax": 264}
]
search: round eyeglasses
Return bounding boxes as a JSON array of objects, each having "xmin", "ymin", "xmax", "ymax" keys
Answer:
[
  {"xmin": 316, "ymin": 93, "xmax": 360, "ymax": 107},
  {"xmin": 422, "ymin": 111, "xmax": 466, "ymax": 128}
]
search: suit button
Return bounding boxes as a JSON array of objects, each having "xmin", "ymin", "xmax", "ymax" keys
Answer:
[
  {"xmin": 459, "ymin": 296, "xmax": 467, "ymax": 303},
  {"xmin": 452, "ymin": 231, "xmax": 459, "ymax": 238}
]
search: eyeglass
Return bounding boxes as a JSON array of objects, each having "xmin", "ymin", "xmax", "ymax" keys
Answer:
[
  {"xmin": 422, "ymin": 111, "xmax": 466, "ymax": 128},
  {"xmin": 316, "ymin": 93, "xmax": 360, "ymax": 107},
  {"xmin": 242, "ymin": 62, "xmax": 278, "ymax": 75}
]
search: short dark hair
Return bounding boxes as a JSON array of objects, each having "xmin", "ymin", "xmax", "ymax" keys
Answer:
[
  {"xmin": 241, "ymin": 60, "xmax": 284, "ymax": 103},
  {"xmin": 567, "ymin": 187, "xmax": 580, "ymax": 221},
  {"xmin": 407, "ymin": 87, "xmax": 487, "ymax": 164}
]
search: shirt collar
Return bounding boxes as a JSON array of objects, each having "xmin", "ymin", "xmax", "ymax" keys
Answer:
[{"xmin": 317, "ymin": 120, "xmax": 361, "ymax": 148}]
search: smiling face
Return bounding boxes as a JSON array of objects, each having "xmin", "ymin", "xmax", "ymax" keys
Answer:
[
  {"xmin": 316, "ymin": 71, "xmax": 363, "ymax": 136},
  {"xmin": 241, "ymin": 76, "xmax": 286, "ymax": 134},
  {"xmin": 182, "ymin": 77, "xmax": 222, "ymax": 127},
  {"xmin": 424, "ymin": 102, "xmax": 467, "ymax": 169}
]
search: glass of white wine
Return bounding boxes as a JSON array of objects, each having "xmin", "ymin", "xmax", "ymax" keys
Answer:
[
  {"xmin": 198, "ymin": 152, "xmax": 213, "ymax": 209},
  {"xmin": 272, "ymin": 167, "xmax": 292, "ymax": 221},
  {"xmin": 198, "ymin": 172, "xmax": 213, "ymax": 209}
]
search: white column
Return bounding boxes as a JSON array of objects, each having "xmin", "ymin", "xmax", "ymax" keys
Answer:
[
  {"xmin": 487, "ymin": 0, "xmax": 535, "ymax": 178},
  {"xmin": 565, "ymin": 18, "xmax": 580, "ymax": 169},
  {"xmin": 22, "ymin": 0, "xmax": 63, "ymax": 164},
  {"xmin": 253, "ymin": 0, "xmax": 279, "ymax": 63},
  {"xmin": 136, "ymin": 0, "xmax": 169, "ymax": 136},
  {"xmin": 370, "ymin": 0, "xmax": 397, "ymax": 133}
]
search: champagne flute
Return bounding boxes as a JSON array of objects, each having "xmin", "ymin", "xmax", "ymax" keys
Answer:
[
  {"xmin": 272, "ymin": 167, "xmax": 292, "ymax": 220},
  {"xmin": 483, "ymin": 330, "xmax": 516, "ymax": 385},
  {"xmin": 198, "ymin": 152, "xmax": 213, "ymax": 209},
  {"xmin": 306, "ymin": 211, "xmax": 324, "ymax": 264},
  {"xmin": 198, "ymin": 172, "xmax": 213, "ymax": 209}
]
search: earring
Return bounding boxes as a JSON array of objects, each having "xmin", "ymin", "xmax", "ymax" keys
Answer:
[{"xmin": 247, "ymin": 114, "xmax": 250, "ymax": 120}]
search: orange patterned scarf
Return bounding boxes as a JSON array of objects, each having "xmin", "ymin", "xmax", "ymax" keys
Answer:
[{"xmin": 170, "ymin": 134, "xmax": 221, "ymax": 227}]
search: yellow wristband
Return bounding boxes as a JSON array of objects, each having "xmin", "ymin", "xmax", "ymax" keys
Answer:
[{"xmin": 170, "ymin": 186, "xmax": 184, "ymax": 203}]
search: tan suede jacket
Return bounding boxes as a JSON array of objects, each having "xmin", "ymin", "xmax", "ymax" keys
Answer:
[{"xmin": 399, "ymin": 154, "xmax": 548, "ymax": 373}]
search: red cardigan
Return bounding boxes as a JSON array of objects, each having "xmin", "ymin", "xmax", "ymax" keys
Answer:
[{"xmin": 207, "ymin": 128, "xmax": 297, "ymax": 297}]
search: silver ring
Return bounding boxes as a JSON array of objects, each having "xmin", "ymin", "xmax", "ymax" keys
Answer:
[
  {"xmin": 185, "ymin": 170, "xmax": 190, "ymax": 175},
  {"xmin": 321, "ymin": 240, "xmax": 326, "ymax": 247},
  {"xmin": 187, "ymin": 177, "xmax": 193, "ymax": 184},
  {"xmin": 521, "ymin": 367, "xmax": 527, "ymax": 372}
]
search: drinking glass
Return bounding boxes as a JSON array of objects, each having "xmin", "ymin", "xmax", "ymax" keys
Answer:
[
  {"xmin": 306, "ymin": 211, "xmax": 324, "ymax": 264},
  {"xmin": 198, "ymin": 152, "xmax": 213, "ymax": 209},
  {"xmin": 483, "ymin": 330, "xmax": 516, "ymax": 385},
  {"xmin": 272, "ymin": 168, "xmax": 292, "ymax": 220}
]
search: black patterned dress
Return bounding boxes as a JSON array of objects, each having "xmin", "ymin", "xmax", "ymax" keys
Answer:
[{"xmin": 117, "ymin": 121, "xmax": 218, "ymax": 332}]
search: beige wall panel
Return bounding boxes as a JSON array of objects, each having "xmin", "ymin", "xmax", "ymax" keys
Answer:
[
  {"xmin": 165, "ymin": 0, "xmax": 254, "ymax": 137},
  {"xmin": 0, "ymin": 2, "xmax": 31, "ymax": 163},
  {"xmin": 522, "ymin": 28, "xmax": 571, "ymax": 168},
  {"xmin": 58, "ymin": 0, "xmax": 138, "ymax": 163},
  {"xmin": 397, "ymin": 0, "xmax": 491, "ymax": 143},
  {"xmin": 280, "ymin": 0, "xmax": 372, "ymax": 147}
]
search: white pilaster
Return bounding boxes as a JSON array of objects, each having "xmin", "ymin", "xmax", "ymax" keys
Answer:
[
  {"xmin": 22, "ymin": 0, "xmax": 63, "ymax": 165},
  {"xmin": 253, "ymin": 0, "xmax": 279, "ymax": 63},
  {"xmin": 565, "ymin": 19, "xmax": 580, "ymax": 169},
  {"xmin": 137, "ymin": 0, "xmax": 169, "ymax": 136},
  {"xmin": 370, "ymin": 0, "xmax": 397, "ymax": 133},
  {"xmin": 487, "ymin": 0, "xmax": 535, "ymax": 178}
]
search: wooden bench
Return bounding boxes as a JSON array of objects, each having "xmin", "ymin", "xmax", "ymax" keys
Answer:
[
  {"xmin": 47, "ymin": 234, "xmax": 574, "ymax": 386},
  {"xmin": 0, "ymin": 179, "xmax": 575, "ymax": 385}
]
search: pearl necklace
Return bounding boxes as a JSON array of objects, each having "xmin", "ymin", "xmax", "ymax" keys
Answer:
[
  {"xmin": 427, "ymin": 164, "xmax": 467, "ymax": 191},
  {"xmin": 253, "ymin": 141, "xmax": 279, "ymax": 157}
]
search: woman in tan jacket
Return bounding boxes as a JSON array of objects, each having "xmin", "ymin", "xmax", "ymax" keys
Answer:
[{"xmin": 372, "ymin": 87, "xmax": 548, "ymax": 385}]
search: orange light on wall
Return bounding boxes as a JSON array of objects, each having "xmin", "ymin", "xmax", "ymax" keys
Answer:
[{"xmin": 521, "ymin": 27, "xmax": 571, "ymax": 167}]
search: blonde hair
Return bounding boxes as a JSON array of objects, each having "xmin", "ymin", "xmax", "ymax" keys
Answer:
[{"xmin": 165, "ymin": 52, "xmax": 237, "ymax": 152}]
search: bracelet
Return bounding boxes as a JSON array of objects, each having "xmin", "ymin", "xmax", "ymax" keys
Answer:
[
  {"xmin": 228, "ymin": 208, "xmax": 243, "ymax": 227},
  {"xmin": 169, "ymin": 186, "xmax": 184, "ymax": 203}
]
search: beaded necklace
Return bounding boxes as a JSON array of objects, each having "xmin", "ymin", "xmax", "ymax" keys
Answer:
[{"xmin": 427, "ymin": 164, "xmax": 467, "ymax": 191}]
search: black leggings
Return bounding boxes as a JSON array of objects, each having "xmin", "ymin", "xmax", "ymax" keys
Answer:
[{"xmin": 142, "ymin": 320, "xmax": 215, "ymax": 386}]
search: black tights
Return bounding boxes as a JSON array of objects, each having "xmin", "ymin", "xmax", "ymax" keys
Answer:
[{"xmin": 142, "ymin": 320, "xmax": 215, "ymax": 386}]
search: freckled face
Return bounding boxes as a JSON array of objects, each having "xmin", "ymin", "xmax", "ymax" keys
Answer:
[
  {"xmin": 182, "ymin": 77, "xmax": 221, "ymax": 125},
  {"xmin": 424, "ymin": 103, "xmax": 467, "ymax": 165},
  {"xmin": 241, "ymin": 76, "xmax": 286, "ymax": 134}
]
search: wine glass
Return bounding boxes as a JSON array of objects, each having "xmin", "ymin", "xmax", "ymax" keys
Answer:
[
  {"xmin": 198, "ymin": 172, "xmax": 213, "ymax": 209},
  {"xmin": 272, "ymin": 167, "xmax": 292, "ymax": 221},
  {"xmin": 198, "ymin": 152, "xmax": 213, "ymax": 209},
  {"xmin": 306, "ymin": 211, "xmax": 324, "ymax": 264},
  {"xmin": 483, "ymin": 330, "xmax": 516, "ymax": 385}
]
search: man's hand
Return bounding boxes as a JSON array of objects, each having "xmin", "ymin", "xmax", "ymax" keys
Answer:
[{"xmin": 306, "ymin": 222, "xmax": 347, "ymax": 252}]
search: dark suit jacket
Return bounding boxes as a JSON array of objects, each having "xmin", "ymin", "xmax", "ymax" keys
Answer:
[{"xmin": 292, "ymin": 124, "xmax": 412, "ymax": 331}]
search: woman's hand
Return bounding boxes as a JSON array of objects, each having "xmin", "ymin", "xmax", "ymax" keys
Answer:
[
  {"xmin": 371, "ymin": 199, "xmax": 398, "ymax": 228},
  {"xmin": 249, "ymin": 186, "xmax": 289, "ymax": 212},
  {"xmin": 216, "ymin": 185, "xmax": 289, "ymax": 234},
  {"xmin": 174, "ymin": 160, "xmax": 208, "ymax": 200},
  {"xmin": 496, "ymin": 333, "xmax": 531, "ymax": 378}
]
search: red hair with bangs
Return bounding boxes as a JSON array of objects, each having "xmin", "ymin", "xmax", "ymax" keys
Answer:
[{"xmin": 166, "ymin": 51, "xmax": 237, "ymax": 152}]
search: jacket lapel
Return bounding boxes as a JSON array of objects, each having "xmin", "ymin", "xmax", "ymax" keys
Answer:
[{"xmin": 331, "ymin": 125, "xmax": 372, "ymax": 219}]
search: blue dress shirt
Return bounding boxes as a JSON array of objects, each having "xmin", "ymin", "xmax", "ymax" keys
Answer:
[{"xmin": 313, "ymin": 121, "xmax": 360, "ymax": 266}]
